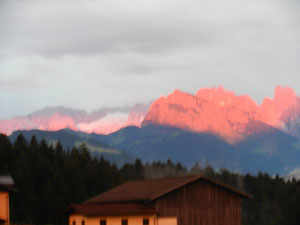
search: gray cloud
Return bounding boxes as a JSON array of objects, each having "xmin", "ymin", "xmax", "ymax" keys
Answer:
[
  {"xmin": 0, "ymin": 0, "xmax": 300, "ymax": 118},
  {"xmin": 0, "ymin": 76, "xmax": 39, "ymax": 89},
  {"xmin": 29, "ymin": 103, "xmax": 149, "ymax": 123},
  {"xmin": 3, "ymin": 0, "xmax": 298, "ymax": 57}
]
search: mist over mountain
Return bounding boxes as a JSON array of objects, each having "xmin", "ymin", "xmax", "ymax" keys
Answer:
[{"xmin": 0, "ymin": 104, "xmax": 149, "ymax": 135}]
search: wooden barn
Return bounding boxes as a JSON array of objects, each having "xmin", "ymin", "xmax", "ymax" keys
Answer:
[
  {"xmin": 68, "ymin": 175, "xmax": 251, "ymax": 225},
  {"xmin": 0, "ymin": 176, "xmax": 14, "ymax": 225}
]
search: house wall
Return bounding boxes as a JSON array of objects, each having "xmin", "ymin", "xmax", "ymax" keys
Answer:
[
  {"xmin": 154, "ymin": 179, "xmax": 242, "ymax": 225},
  {"xmin": 0, "ymin": 191, "xmax": 9, "ymax": 225},
  {"xmin": 69, "ymin": 214, "xmax": 158, "ymax": 225}
]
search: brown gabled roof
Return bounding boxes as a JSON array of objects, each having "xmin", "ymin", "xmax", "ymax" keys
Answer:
[
  {"xmin": 68, "ymin": 203, "xmax": 156, "ymax": 216},
  {"xmin": 84, "ymin": 175, "xmax": 251, "ymax": 204}
]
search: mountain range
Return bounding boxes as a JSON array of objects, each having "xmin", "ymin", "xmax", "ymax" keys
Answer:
[
  {"xmin": 0, "ymin": 104, "xmax": 148, "ymax": 136},
  {"xmin": 143, "ymin": 86, "xmax": 300, "ymax": 143},
  {"xmin": 4, "ymin": 86, "xmax": 300, "ymax": 175}
]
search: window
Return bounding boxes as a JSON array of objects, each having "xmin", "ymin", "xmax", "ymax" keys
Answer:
[
  {"xmin": 82, "ymin": 221, "xmax": 85, "ymax": 225},
  {"xmin": 72, "ymin": 221, "xmax": 76, "ymax": 225},
  {"xmin": 143, "ymin": 219, "xmax": 149, "ymax": 225},
  {"xmin": 122, "ymin": 219, "xmax": 128, "ymax": 225},
  {"xmin": 100, "ymin": 220, "xmax": 106, "ymax": 225}
]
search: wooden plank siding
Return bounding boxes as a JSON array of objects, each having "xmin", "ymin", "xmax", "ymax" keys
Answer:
[{"xmin": 153, "ymin": 179, "xmax": 242, "ymax": 225}]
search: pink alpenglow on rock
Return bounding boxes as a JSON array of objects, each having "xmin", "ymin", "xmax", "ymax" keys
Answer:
[
  {"xmin": 1, "ymin": 86, "xmax": 300, "ymax": 142},
  {"xmin": 142, "ymin": 86, "xmax": 300, "ymax": 143},
  {"xmin": 0, "ymin": 105, "xmax": 149, "ymax": 135}
]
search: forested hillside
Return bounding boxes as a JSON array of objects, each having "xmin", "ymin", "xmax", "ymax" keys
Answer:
[
  {"xmin": 0, "ymin": 134, "xmax": 300, "ymax": 225},
  {"xmin": 11, "ymin": 125, "xmax": 300, "ymax": 175}
]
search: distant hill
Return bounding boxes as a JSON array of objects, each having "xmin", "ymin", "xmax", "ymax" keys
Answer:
[
  {"xmin": 9, "ymin": 129, "xmax": 136, "ymax": 166},
  {"xmin": 96, "ymin": 124, "xmax": 300, "ymax": 175},
  {"xmin": 10, "ymin": 124, "xmax": 300, "ymax": 175}
]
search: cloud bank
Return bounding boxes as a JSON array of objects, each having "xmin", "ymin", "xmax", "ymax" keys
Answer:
[{"xmin": 0, "ymin": 0, "xmax": 299, "ymax": 118}]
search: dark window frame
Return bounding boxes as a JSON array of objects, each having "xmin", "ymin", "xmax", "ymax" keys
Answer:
[
  {"xmin": 121, "ymin": 219, "xmax": 128, "ymax": 225},
  {"xmin": 143, "ymin": 218, "xmax": 149, "ymax": 225},
  {"xmin": 100, "ymin": 219, "xmax": 106, "ymax": 225}
]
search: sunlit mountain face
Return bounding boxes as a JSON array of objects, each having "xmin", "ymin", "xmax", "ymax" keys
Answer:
[
  {"xmin": 0, "ymin": 104, "xmax": 149, "ymax": 136},
  {"xmin": 142, "ymin": 86, "xmax": 300, "ymax": 143},
  {"xmin": 2, "ymin": 86, "xmax": 300, "ymax": 143}
]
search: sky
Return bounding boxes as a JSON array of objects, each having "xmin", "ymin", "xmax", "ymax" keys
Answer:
[{"xmin": 0, "ymin": 0, "xmax": 299, "ymax": 119}]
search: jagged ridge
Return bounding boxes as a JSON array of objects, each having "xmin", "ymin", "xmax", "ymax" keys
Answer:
[{"xmin": 142, "ymin": 86, "xmax": 300, "ymax": 142}]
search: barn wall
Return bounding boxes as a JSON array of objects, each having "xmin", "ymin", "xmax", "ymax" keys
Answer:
[{"xmin": 154, "ymin": 180, "xmax": 242, "ymax": 225}]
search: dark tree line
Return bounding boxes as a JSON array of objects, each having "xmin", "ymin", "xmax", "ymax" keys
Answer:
[{"xmin": 0, "ymin": 133, "xmax": 300, "ymax": 225}]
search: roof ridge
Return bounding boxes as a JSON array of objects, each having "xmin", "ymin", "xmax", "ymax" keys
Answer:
[
  {"xmin": 149, "ymin": 175, "xmax": 203, "ymax": 200},
  {"xmin": 126, "ymin": 174, "xmax": 203, "ymax": 183}
]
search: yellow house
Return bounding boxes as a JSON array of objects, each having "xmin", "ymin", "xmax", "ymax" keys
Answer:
[
  {"xmin": 68, "ymin": 203, "xmax": 171, "ymax": 225},
  {"xmin": 68, "ymin": 175, "xmax": 251, "ymax": 225},
  {"xmin": 0, "ymin": 176, "xmax": 14, "ymax": 225}
]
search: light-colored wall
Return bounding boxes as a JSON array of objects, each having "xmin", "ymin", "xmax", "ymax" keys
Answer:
[
  {"xmin": 157, "ymin": 217, "xmax": 177, "ymax": 225},
  {"xmin": 0, "ymin": 191, "xmax": 9, "ymax": 224},
  {"xmin": 69, "ymin": 214, "xmax": 177, "ymax": 225}
]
